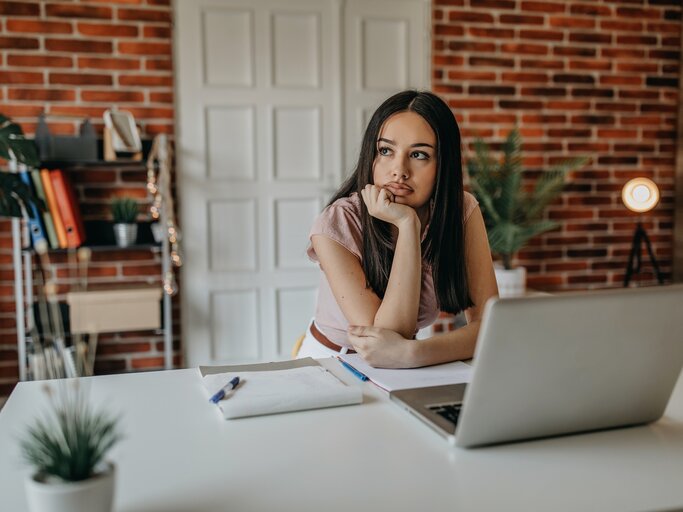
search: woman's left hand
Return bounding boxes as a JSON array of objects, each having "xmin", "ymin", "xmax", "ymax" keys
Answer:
[{"xmin": 347, "ymin": 325, "xmax": 416, "ymax": 368}]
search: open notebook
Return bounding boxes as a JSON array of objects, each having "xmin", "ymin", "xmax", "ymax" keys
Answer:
[
  {"xmin": 338, "ymin": 354, "xmax": 473, "ymax": 392},
  {"xmin": 199, "ymin": 358, "xmax": 362, "ymax": 419}
]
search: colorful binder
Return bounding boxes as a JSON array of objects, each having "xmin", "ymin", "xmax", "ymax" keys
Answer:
[
  {"xmin": 48, "ymin": 169, "xmax": 86, "ymax": 248},
  {"xmin": 18, "ymin": 170, "xmax": 47, "ymax": 248},
  {"xmin": 30, "ymin": 170, "xmax": 59, "ymax": 249},
  {"xmin": 40, "ymin": 168, "xmax": 67, "ymax": 248}
]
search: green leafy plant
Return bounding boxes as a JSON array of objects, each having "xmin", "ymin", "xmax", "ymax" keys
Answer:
[
  {"xmin": 467, "ymin": 128, "xmax": 588, "ymax": 270},
  {"xmin": 20, "ymin": 384, "xmax": 121, "ymax": 482},
  {"xmin": 0, "ymin": 113, "xmax": 43, "ymax": 218},
  {"xmin": 111, "ymin": 197, "xmax": 138, "ymax": 224}
]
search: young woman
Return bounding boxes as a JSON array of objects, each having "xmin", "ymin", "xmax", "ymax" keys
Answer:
[{"xmin": 299, "ymin": 90, "xmax": 498, "ymax": 368}]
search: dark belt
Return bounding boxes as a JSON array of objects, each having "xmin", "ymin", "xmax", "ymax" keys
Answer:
[{"xmin": 310, "ymin": 322, "xmax": 356, "ymax": 354}]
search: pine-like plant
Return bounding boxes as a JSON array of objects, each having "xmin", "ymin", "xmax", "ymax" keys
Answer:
[
  {"xmin": 467, "ymin": 128, "xmax": 588, "ymax": 270},
  {"xmin": 20, "ymin": 384, "xmax": 121, "ymax": 482},
  {"xmin": 111, "ymin": 197, "xmax": 138, "ymax": 224}
]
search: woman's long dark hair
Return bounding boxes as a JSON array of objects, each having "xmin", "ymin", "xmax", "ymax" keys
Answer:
[{"xmin": 328, "ymin": 90, "xmax": 472, "ymax": 315}]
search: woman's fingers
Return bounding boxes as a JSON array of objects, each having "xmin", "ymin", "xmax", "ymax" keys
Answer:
[
  {"xmin": 349, "ymin": 324, "xmax": 379, "ymax": 337},
  {"xmin": 347, "ymin": 325, "xmax": 412, "ymax": 368},
  {"xmin": 364, "ymin": 184, "xmax": 382, "ymax": 204},
  {"xmin": 360, "ymin": 184, "xmax": 374, "ymax": 209},
  {"xmin": 361, "ymin": 185, "xmax": 374, "ymax": 213},
  {"xmin": 361, "ymin": 184, "xmax": 416, "ymax": 227},
  {"xmin": 377, "ymin": 187, "xmax": 394, "ymax": 207},
  {"xmin": 381, "ymin": 187, "xmax": 395, "ymax": 203},
  {"xmin": 362, "ymin": 185, "xmax": 395, "ymax": 218},
  {"xmin": 348, "ymin": 325, "xmax": 375, "ymax": 353}
]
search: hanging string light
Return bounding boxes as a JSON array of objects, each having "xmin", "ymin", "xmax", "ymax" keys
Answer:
[
  {"xmin": 146, "ymin": 158, "xmax": 158, "ymax": 196},
  {"xmin": 146, "ymin": 134, "xmax": 182, "ymax": 296},
  {"xmin": 163, "ymin": 270, "xmax": 178, "ymax": 296}
]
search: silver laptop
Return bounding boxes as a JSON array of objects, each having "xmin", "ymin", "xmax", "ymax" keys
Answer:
[{"xmin": 390, "ymin": 285, "xmax": 683, "ymax": 448}]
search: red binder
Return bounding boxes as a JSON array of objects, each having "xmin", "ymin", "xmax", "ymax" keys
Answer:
[
  {"xmin": 48, "ymin": 169, "xmax": 86, "ymax": 248},
  {"xmin": 40, "ymin": 168, "xmax": 68, "ymax": 248}
]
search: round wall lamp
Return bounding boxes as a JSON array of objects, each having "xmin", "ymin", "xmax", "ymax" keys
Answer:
[
  {"xmin": 621, "ymin": 177, "xmax": 659, "ymax": 213},
  {"xmin": 621, "ymin": 177, "xmax": 663, "ymax": 286}
]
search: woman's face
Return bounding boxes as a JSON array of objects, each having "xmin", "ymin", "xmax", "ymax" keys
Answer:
[{"xmin": 372, "ymin": 111, "xmax": 437, "ymax": 212}]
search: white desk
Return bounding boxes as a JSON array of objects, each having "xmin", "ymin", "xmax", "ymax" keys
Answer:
[{"xmin": 2, "ymin": 359, "xmax": 683, "ymax": 512}]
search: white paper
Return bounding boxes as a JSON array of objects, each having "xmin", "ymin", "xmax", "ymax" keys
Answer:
[
  {"xmin": 339, "ymin": 354, "xmax": 473, "ymax": 392},
  {"xmin": 202, "ymin": 366, "xmax": 362, "ymax": 419}
]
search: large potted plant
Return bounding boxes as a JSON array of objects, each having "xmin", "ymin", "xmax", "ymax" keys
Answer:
[
  {"xmin": 21, "ymin": 383, "xmax": 121, "ymax": 512},
  {"xmin": 0, "ymin": 113, "xmax": 42, "ymax": 218},
  {"xmin": 467, "ymin": 128, "xmax": 588, "ymax": 296}
]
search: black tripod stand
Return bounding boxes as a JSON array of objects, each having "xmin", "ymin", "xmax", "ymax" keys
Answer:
[{"xmin": 623, "ymin": 221, "xmax": 664, "ymax": 287}]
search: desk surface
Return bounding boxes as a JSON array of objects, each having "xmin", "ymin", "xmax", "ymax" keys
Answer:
[{"xmin": 2, "ymin": 359, "xmax": 683, "ymax": 512}]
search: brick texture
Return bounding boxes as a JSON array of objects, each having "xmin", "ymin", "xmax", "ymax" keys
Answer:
[
  {"xmin": 0, "ymin": 0, "xmax": 176, "ymax": 399},
  {"xmin": 433, "ymin": 0, "xmax": 680, "ymax": 282},
  {"xmin": 430, "ymin": 0, "xmax": 682, "ymax": 334},
  {"xmin": 1, "ymin": 0, "xmax": 682, "ymax": 395}
]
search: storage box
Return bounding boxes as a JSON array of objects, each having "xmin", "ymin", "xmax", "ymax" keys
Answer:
[
  {"xmin": 34, "ymin": 113, "xmax": 98, "ymax": 162},
  {"xmin": 66, "ymin": 286, "xmax": 162, "ymax": 334}
]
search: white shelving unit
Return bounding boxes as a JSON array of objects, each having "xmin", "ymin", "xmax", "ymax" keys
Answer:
[{"xmin": 11, "ymin": 158, "xmax": 175, "ymax": 381}]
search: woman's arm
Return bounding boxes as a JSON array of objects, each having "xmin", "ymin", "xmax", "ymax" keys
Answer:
[
  {"xmin": 348, "ymin": 206, "xmax": 498, "ymax": 367},
  {"xmin": 311, "ymin": 185, "xmax": 423, "ymax": 339}
]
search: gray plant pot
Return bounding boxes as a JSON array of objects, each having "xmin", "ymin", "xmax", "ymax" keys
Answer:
[{"xmin": 113, "ymin": 223, "xmax": 137, "ymax": 248}]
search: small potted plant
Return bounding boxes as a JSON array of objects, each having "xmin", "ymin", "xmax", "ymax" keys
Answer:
[
  {"xmin": 111, "ymin": 197, "xmax": 138, "ymax": 247},
  {"xmin": 21, "ymin": 383, "xmax": 121, "ymax": 512},
  {"xmin": 467, "ymin": 128, "xmax": 588, "ymax": 296},
  {"xmin": 1, "ymin": 113, "xmax": 43, "ymax": 218}
]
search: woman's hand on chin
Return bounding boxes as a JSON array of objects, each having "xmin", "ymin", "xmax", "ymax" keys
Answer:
[
  {"xmin": 347, "ymin": 325, "xmax": 417, "ymax": 368},
  {"xmin": 361, "ymin": 184, "xmax": 417, "ymax": 228}
]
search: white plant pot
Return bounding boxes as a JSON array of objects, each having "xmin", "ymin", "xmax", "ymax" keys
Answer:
[
  {"xmin": 113, "ymin": 223, "xmax": 137, "ymax": 247},
  {"xmin": 494, "ymin": 265, "xmax": 527, "ymax": 298},
  {"xmin": 151, "ymin": 222, "xmax": 165, "ymax": 243},
  {"xmin": 25, "ymin": 462, "xmax": 115, "ymax": 512}
]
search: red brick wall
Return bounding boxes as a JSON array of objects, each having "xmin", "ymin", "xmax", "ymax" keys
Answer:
[
  {"xmin": 1, "ymin": 0, "xmax": 682, "ymax": 396},
  {"xmin": 0, "ymin": 0, "xmax": 176, "ymax": 398},
  {"xmin": 433, "ymin": 0, "xmax": 681, "ymax": 293}
]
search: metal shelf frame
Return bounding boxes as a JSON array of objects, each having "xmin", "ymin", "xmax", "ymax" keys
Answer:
[{"xmin": 11, "ymin": 172, "xmax": 174, "ymax": 382}]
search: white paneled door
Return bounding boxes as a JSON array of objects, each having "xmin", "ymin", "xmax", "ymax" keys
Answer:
[
  {"xmin": 344, "ymin": 0, "xmax": 432, "ymax": 169},
  {"xmin": 176, "ymin": 0, "xmax": 429, "ymax": 366}
]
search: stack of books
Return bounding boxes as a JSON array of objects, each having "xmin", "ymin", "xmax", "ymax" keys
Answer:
[{"xmin": 19, "ymin": 168, "xmax": 86, "ymax": 249}]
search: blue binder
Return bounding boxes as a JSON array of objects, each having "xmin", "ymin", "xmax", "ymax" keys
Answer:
[{"xmin": 18, "ymin": 170, "xmax": 48, "ymax": 248}]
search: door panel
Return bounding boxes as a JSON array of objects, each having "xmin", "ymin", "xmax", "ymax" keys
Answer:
[
  {"xmin": 206, "ymin": 106, "xmax": 256, "ymax": 180},
  {"xmin": 177, "ymin": 0, "xmax": 428, "ymax": 366},
  {"xmin": 344, "ymin": 0, "xmax": 430, "ymax": 171}
]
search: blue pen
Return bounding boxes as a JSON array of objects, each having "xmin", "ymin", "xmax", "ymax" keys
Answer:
[
  {"xmin": 339, "ymin": 360, "xmax": 368, "ymax": 382},
  {"xmin": 209, "ymin": 376, "xmax": 240, "ymax": 404}
]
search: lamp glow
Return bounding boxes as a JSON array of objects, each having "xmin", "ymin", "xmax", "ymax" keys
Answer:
[
  {"xmin": 621, "ymin": 177, "xmax": 659, "ymax": 213},
  {"xmin": 620, "ymin": 177, "xmax": 664, "ymax": 286}
]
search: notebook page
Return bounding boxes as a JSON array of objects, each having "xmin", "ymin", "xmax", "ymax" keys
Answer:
[
  {"xmin": 338, "ymin": 354, "xmax": 473, "ymax": 392},
  {"xmin": 202, "ymin": 366, "xmax": 362, "ymax": 419}
]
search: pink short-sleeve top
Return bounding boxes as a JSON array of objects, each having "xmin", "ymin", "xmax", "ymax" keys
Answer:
[{"xmin": 306, "ymin": 191, "xmax": 479, "ymax": 348}]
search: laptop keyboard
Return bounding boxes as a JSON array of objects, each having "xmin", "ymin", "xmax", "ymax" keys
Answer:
[{"xmin": 428, "ymin": 403, "xmax": 462, "ymax": 425}]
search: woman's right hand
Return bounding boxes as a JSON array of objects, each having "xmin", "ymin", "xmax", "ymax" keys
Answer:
[{"xmin": 361, "ymin": 184, "xmax": 417, "ymax": 227}]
